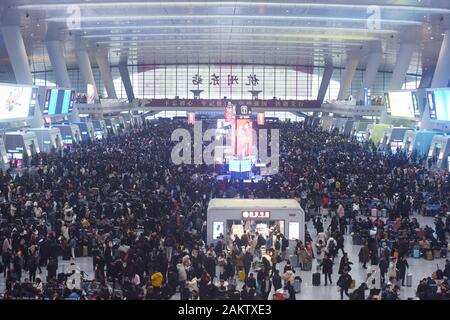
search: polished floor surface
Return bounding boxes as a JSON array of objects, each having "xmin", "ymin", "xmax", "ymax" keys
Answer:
[{"xmin": 0, "ymin": 214, "xmax": 445, "ymax": 300}]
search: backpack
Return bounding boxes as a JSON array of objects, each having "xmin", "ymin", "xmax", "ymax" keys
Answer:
[
  {"xmin": 328, "ymin": 240, "xmax": 335, "ymax": 252},
  {"xmin": 275, "ymin": 241, "xmax": 281, "ymax": 250}
]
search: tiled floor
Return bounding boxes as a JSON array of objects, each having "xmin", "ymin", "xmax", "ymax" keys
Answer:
[{"xmin": 0, "ymin": 214, "xmax": 445, "ymax": 300}]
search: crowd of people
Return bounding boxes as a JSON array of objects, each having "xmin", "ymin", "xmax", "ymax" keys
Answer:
[{"xmin": 0, "ymin": 118, "xmax": 449, "ymax": 300}]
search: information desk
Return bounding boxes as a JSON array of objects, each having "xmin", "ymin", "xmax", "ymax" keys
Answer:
[{"xmin": 207, "ymin": 199, "xmax": 304, "ymax": 248}]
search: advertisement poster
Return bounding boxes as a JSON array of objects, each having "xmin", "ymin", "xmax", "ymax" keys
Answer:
[
  {"xmin": 0, "ymin": 85, "xmax": 34, "ymax": 120},
  {"xmin": 188, "ymin": 112, "xmax": 196, "ymax": 125},
  {"xmin": 87, "ymin": 84, "xmax": 97, "ymax": 104},
  {"xmin": 224, "ymin": 104, "xmax": 233, "ymax": 122},
  {"xmin": 257, "ymin": 112, "xmax": 265, "ymax": 125},
  {"xmin": 235, "ymin": 118, "xmax": 253, "ymax": 157}
]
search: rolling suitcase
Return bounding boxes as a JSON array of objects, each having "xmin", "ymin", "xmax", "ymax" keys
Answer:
[
  {"xmin": 406, "ymin": 274, "xmax": 412, "ymax": 287},
  {"xmin": 83, "ymin": 246, "xmax": 89, "ymax": 257},
  {"xmin": 413, "ymin": 247, "xmax": 420, "ymax": 259},
  {"xmin": 425, "ymin": 251, "xmax": 433, "ymax": 261},
  {"xmin": 294, "ymin": 276, "xmax": 302, "ymax": 293},
  {"xmin": 239, "ymin": 270, "xmax": 246, "ymax": 282},
  {"xmin": 312, "ymin": 273, "xmax": 320, "ymax": 286}
]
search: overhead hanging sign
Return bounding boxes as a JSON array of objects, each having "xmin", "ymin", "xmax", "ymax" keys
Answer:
[{"xmin": 145, "ymin": 98, "xmax": 321, "ymax": 109}]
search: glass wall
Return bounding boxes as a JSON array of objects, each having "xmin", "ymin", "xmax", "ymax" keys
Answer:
[{"xmin": 31, "ymin": 63, "xmax": 422, "ymax": 101}]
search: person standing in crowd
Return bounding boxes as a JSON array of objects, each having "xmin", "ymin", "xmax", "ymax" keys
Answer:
[
  {"xmin": 320, "ymin": 254, "xmax": 334, "ymax": 286},
  {"xmin": 359, "ymin": 242, "xmax": 370, "ymax": 269},
  {"xmin": 396, "ymin": 256, "xmax": 409, "ymax": 286}
]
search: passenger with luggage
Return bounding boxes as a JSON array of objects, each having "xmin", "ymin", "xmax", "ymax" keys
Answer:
[{"xmin": 336, "ymin": 269, "xmax": 353, "ymax": 300}]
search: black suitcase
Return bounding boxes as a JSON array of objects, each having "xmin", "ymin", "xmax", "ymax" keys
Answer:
[{"xmin": 312, "ymin": 273, "xmax": 320, "ymax": 286}]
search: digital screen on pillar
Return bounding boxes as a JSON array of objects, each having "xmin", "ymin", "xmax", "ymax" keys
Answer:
[
  {"xmin": 240, "ymin": 159, "xmax": 252, "ymax": 172},
  {"xmin": 426, "ymin": 89, "xmax": 450, "ymax": 121},
  {"xmin": 386, "ymin": 91, "xmax": 418, "ymax": 119},
  {"xmin": 235, "ymin": 119, "xmax": 253, "ymax": 157},
  {"xmin": 0, "ymin": 84, "xmax": 37, "ymax": 121},
  {"xmin": 43, "ymin": 89, "xmax": 76, "ymax": 116},
  {"xmin": 229, "ymin": 159, "xmax": 240, "ymax": 172}
]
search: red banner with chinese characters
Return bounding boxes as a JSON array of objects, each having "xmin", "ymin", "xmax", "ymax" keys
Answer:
[{"xmin": 144, "ymin": 98, "xmax": 321, "ymax": 109}]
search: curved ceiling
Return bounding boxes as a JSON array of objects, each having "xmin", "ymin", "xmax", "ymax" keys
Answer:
[{"xmin": 1, "ymin": 0, "xmax": 450, "ymax": 74}]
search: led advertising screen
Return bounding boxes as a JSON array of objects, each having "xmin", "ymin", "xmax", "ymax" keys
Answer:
[
  {"xmin": 257, "ymin": 112, "xmax": 265, "ymax": 125},
  {"xmin": 224, "ymin": 104, "xmax": 233, "ymax": 122},
  {"xmin": 87, "ymin": 84, "xmax": 97, "ymax": 104},
  {"xmin": 240, "ymin": 159, "xmax": 252, "ymax": 172},
  {"xmin": 188, "ymin": 112, "xmax": 195, "ymax": 125},
  {"xmin": 387, "ymin": 91, "xmax": 418, "ymax": 119},
  {"xmin": 43, "ymin": 89, "xmax": 76, "ymax": 116},
  {"xmin": 0, "ymin": 84, "xmax": 37, "ymax": 121},
  {"xmin": 427, "ymin": 89, "xmax": 450, "ymax": 121},
  {"xmin": 384, "ymin": 93, "xmax": 391, "ymax": 115},
  {"xmin": 235, "ymin": 118, "xmax": 253, "ymax": 157},
  {"xmin": 229, "ymin": 159, "xmax": 240, "ymax": 172}
]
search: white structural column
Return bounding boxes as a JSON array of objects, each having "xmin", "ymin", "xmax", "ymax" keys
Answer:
[
  {"xmin": 1, "ymin": 8, "xmax": 44, "ymax": 128},
  {"xmin": 46, "ymin": 22, "xmax": 71, "ymax": 88},
  {"xmin": 390, "ymin": 43, "xmax": 417, "ymax": 90},
  {"xmin": 317, "ymin": 63, "xmax": 334, "ymax": 102},
  {"xmin": 430, "ymin": 30, "xmax": 450, "ymax": 88},
  {"xmin": 119, "ymin": 50, "xmax": 135, "ymax": 102},
  {"xmin": 46, "ymin": 41, "xmax": 71, "ymax": 88},
  {"xmin": 96, "ymin": 47, "xmax": 117, "ymax": 99},
  {"xmin": 1, "ymin": 26, "xmax": 34, "ymax": 85},
  {"xmin": 421, "ymin": 30, "xmax": 450, "ymax": 130},
  {"xmin": 419, "ymin": 66, "xmax": 435, "ymax": 88},
  {"xmin": 358, "ymin": 44, "xmax": 382, "ymax": 101},
  {"xmin": 75, "ymin": 38, "xmax": 99, "ymax": 100},
  {"xmin": 337, "ymin": 57, "xmax": 359, "ymax": 101}
]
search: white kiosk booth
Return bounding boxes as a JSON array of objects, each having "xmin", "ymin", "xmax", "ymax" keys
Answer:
[
  {"xmin": 52, "ymin": 124, "xmax": 81, "ymax": 147},
  {"xmin": 428, "ymin": 135, "xmax": 450, "ymax": 171},
  {"xmin": 207, "ymin": 199, "xmax": 304, "ymax": 247},
  {"xmin": 27, "ymin": 128, "xmax": 63, "ymax": 153}
]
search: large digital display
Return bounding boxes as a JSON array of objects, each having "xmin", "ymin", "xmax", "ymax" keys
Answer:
[
  {"xmin": 257, "ymin": 112, "xmax": 265, "ymax": 125},
  {"xmin": 87, "ymin": 84, "xmax": 96, "ymax": 104},
  {"xmin": 188, "ymin": 112, "xmax": 195, "ymax": 125},
  {"xmin": 44, "ymin": 89, "xmax": 76, "ymax": 116},
  {"xmin": 0, "ymin": 84, "xmax": 37, "ymax": 121},
  {"xmin": 386, "ymin": 91, "xmax": 419, "ymax": 119},
  {"xmin": 240, "ymin": 159, "xmax": 252, "ymax": 172},
  {"xmin": 235, "ymin": 118, "xmax": 253, "ymax": 157},
  {"xmin": 427, "ymin": 89, "xmax": 450, "ymax": 121},
  {"xmin": 224, "ymin": 103, "xmax": 233, "ymax": 122},
  {"xmin": 229, "ymin": 159, "xmax": 240, "ymax": 172}
]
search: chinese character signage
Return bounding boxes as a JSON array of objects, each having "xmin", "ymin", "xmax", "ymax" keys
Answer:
[
  {"xmin": 242, "ymin": 210, "xmax": 271, "ymax": 219},
  {"xmin": 145, "ymin": 99, "xmax": 321, "ymax": 109}
]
